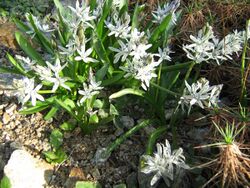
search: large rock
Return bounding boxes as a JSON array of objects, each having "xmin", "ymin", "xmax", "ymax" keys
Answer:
[
  {"xmin": 0, "ymin": 22, "xmax": 18, "ymax": 50},
  {"xmin": 4, "ymin": 149, "xmax": 53, "ymax": 188}
]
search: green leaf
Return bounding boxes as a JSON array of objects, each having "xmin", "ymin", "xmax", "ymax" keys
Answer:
[
  {"xmin": 43, "ymin": 150, "xmax": 58, "ymax": 161},
  {"xmin": 131, "ymin": 3, "xmax": 145, "ymax": 30},
  {"xmin": 55, "ymin": 99, "xmax": 80, "ymax": 121},
  {"xmin": 109, "ymin": 88, "xmax": 145, "ymax": 99},
  {"xmin": 44, "ymin": 106, "xmax": 59, "ymax": 120},
  {"xmin": 19, "ymin": 104, "xmax": 50, "ymax": 115},
  {"xmin": 93, "ymin": 36, "xmax": 110, "ymax": 64},
  {"xmin": 0, "ymin": 66, "xmax": 22, "ymax": 74},
  {"xmin": 113, "ymin": 184, "xmax": 127, "ymax": 188},
  {"xmin": 7, "ymin": 53, "xmax": 26, "ymax": 75},
  {"xmin": 75, "ymin": 181, "xmax": 102, "ymax": 188},
  {"xmin": 96, "ymin": 63, "xmax": 109, "ymax": 81},
  {"xmin": 96, "ymin": 0, "xmax": 113, "ymax": 37},
  {"xmin": 50, "ymin": 129, "xmax": 63, "ymax": 149},
  {"xmin": 43, "ymin": 148, "xmax": 67, "ymax": 163},
  {"xmin": 0, "ymin": 176, "xmax": 11, "ymax": 188},
  {"xmin": 15, "ymin": 31, "xmax": 45, "ymax": 66},
  {"xmin": 27, "ymin": 14, "xmax": 53, "ymax": 54},
  {"xmin": 13, "ymin": 18, "xmax": 30, "ymax": 33},
  {"xmin": 93, "ymin": 99, "xmax": 104, "ymax": 109},
  {"xmin": 102, "ymin": 73, "xmax": 125, "ymax": 86},
  {"xmin": 60, "ymin": 121, "xmax": 76, "ymax": 131},
  {"xmin": 53, "ymin": 0, "xmax": 64, "ymax": 13},
  {"xmin": 110, "ymin": 104, "xmax": 119, "ymax": 116},
  {"xmin": 149, "ymin": 14, "xmax": 172, "ymax": 43},
  {"xmin": 89, "ymin": 113, "xmax": 99, "ymax": 124}
]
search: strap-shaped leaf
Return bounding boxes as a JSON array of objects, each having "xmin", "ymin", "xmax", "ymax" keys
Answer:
[
  {"xmin": 96, "ymin": 63, "xmax": 109, "ymax": 81},
  {"xmin": 44, "ymin": 106, "xmax": 59, "ymax": 120},
  {"xmin": 0, "ymin": 65, "xmax": 22, "ymax": 74},
  {"xmin": 19, "ymin": 104, "xmax": 50, "ymax": 115},
  {"xmin": 102, "ymin": 72, "xmax": 125, "ymax": 86},
  {"xmin": 109, "ymin": 88, "xmax": 145, "ymax": 99},
  {"xmin": 93, "ymin": 35, "xmax": 110, "ymax": 63},
  {"xmin": 132, "ymin": 3, "xmax": 145, "ymax": 30},
  {"xmin": 15, "ymin": 31, "xmax": 45, "ymax": 66},
  {"xmin": 96, "ymin": 0, "xmax": 113, "ymax": 37},
  {"xmin": 7, "ymin": 53, "xmax": 26, "ymax": 75},
  {"xmin": 27, "ymin": 14, "xmax": 53, "ymax": 54},
  {"xmin": 149, "ymin": 14, "xmax": 172, "ymax": 43},
  {"xmin": 13, "ymin": 18, "xmax": 30, "ymax": 33}
]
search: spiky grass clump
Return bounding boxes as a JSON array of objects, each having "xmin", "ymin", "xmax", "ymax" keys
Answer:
[
  {"xmin": 212, "ymin": 143, "xmax": 250, "ymax": 187},
  {"xmin": 202, "ymin": 120, "xmax": 250, "ymax": 187}
]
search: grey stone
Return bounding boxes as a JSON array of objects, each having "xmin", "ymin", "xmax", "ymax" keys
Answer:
[
  {"xmin": 4, "ymin": 149, "xmax": 53, "ymax": 188},
  {"xmin": 5, "ymin": 103, "xmax": 17, "ymax": 115},
  {"xmin": 2, "ymin": 112, "xmax": 10, "ymax": 124}
]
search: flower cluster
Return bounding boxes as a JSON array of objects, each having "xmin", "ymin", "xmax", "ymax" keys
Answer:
[
  {"xmin": 179, "ymin": 78, "xmax": 223, "ymax": 113},
  {"xmin": 78, "ymin": 70, "xmax": 103, "ymax": 104},
  {"xmin": 183, "ymin": 24, "xmax": 246, "ymax": 65},
  {"xmin": 141, "ymin": 139, "xmax": 189, "ymax": 186},
  {"xmin": 106, "ymin": 4, "xmax": 175, "ymax": 90},
  {"xmin": 152, "ymin": 0, "xmax": 180, "ymax": 24},
  {"xmin": 14, "ymin": 77, "xmax": 44, "ymax": 106}
]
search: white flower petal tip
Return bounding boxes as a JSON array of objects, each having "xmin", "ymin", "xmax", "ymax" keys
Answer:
[{"xmin": 141, "ymin": 139, "xmax": 189, "ymax": 186}]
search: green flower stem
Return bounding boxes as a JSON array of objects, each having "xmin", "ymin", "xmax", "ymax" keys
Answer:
[
  {"xmin": 150, "ymin": 82, "xmax": 180, "ymax": 98},
  {"xmin": 240, "ymin": 20, "xmax": 250, "ymax": 106},
  {"xmin": 181, "ymin": 61, "xmax": 196, "ymax": 91},
  {"xmin": 161, "ymin": 61, "xmax": 193, "ymax": 72},
  {"xmin": 106, "ymin": 119, "xmax": 155, "ymax": 154},
  {"xmin": 155, "ymin": 64, "xmax": 163, "ymax": 102},
  {"xmin": 146, "ymin": 126, "xmax": 167, "ymax": 155},
  {"xmin": 38, "ymin": 90, "xmax": 55, "ymax": 94}
]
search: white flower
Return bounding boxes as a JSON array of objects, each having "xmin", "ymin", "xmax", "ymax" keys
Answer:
[
  {"xmin": 130, "ymin": 28, "xmax": 146, "ymax": 44},
  {"xmin": 59, "ymin": 38, "xmax": 80, "ymax": 56},
  {"xmin": 130, "ymin": 43, "xmax": 152, "ymax": 59},
  {"xmin": 46, "ymin": 58, "xmax": 67, "ymax": 75},
  {"xmin": 68, "ymin": 0, "xmax": 96, "ymax": 28},
  {"xmin": 183, "ymin": 23, "xmax": 245, "ymax": 65},
  {"xmin": 78, "ymin": 70, "xmax": 103, "ymax": 104},
  {"xmin": 141, "ymin": 139, "xmax": 189, "ymax": 186},
  {"xmin": 93, "ymin": 0, "xmax": 105, "ymax": 18},
  {"xmin": 16, "ymin": 77, "xmax": 44, "ymax": 106},
  {"xmin": 179, "ymin": 78, "xmax": 223, "ymax": 113},
  {"xmin": 211, "ymin": 30, "xmax": 244, "ymax": 64},
  {"xmin": 15, "ymin": 55, "xmax": 35, "ymax": 71},
  {"xmin": 105, "ymin": 12, "xmax": 131, "ymax": 38},
  {"xmin": 26, "ymin": 14, "xmax": 54, "ymax": 37},
  {"xmin": 109, "ymin": 40, "xmax": 132, "ymax": 64},
  {"xmin": 40, "ymin": 59, "xmax": 71, "ymax": 92},
  {"xmin": 152, "ymin": 0, "xmax": 180, "ymax": 24},
  {"xmin": 155, "ymin": 47, "xmax": 172, "ymax": 62},
  {"xmin": 120, "ymin": 55, "xmax": 160, "ymax": 90},
  {"xmin": 34, "ymin": 65, "xmax": 52, "ymax": 80},
  {"xmin": 183, "ymin": 24, "xmax": 215, "ymax": 63},
  {"xmin": 75, "ymin": 44, "xmax": 98, "ymax": 63}
]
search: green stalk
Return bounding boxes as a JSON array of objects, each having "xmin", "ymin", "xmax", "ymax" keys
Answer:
[
  {"xmin": 240, "ymin": 20, "xmax": 250, "ymax": 106},
  {"xmin": 155, "ymin": 64, "xmax": 163, "ymax": 102},
  {"xmin": 38, "ymin": 90, "xmax": 55, "ymax": 94},
  {"xmin": 146, "ymin": 126, "xmax": 167, "ymax": 155},
  {"xmin": 106, "ymin": 119, "xmax": 155, "ymax": 154},
  {"xmin": 150, "ymin": 82, "xmax": 181, "ymax": 98},
  {"xmin": 161, "ymin": 61, "xmax": 193, "ymax": 72},
  {"xmin": 181, "ymin": 61, "xmax": 196, "ymax": 91}
]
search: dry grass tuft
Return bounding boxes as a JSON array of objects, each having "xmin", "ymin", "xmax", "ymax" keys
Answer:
[{"xmin": 203, "ymin": 143, "xmax": 250, "ymax": 188}]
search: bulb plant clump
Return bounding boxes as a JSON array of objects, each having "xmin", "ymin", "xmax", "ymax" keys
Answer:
[{"xmin": 0, "ymin": 0, "xmax": 249, "ymax": 186}]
